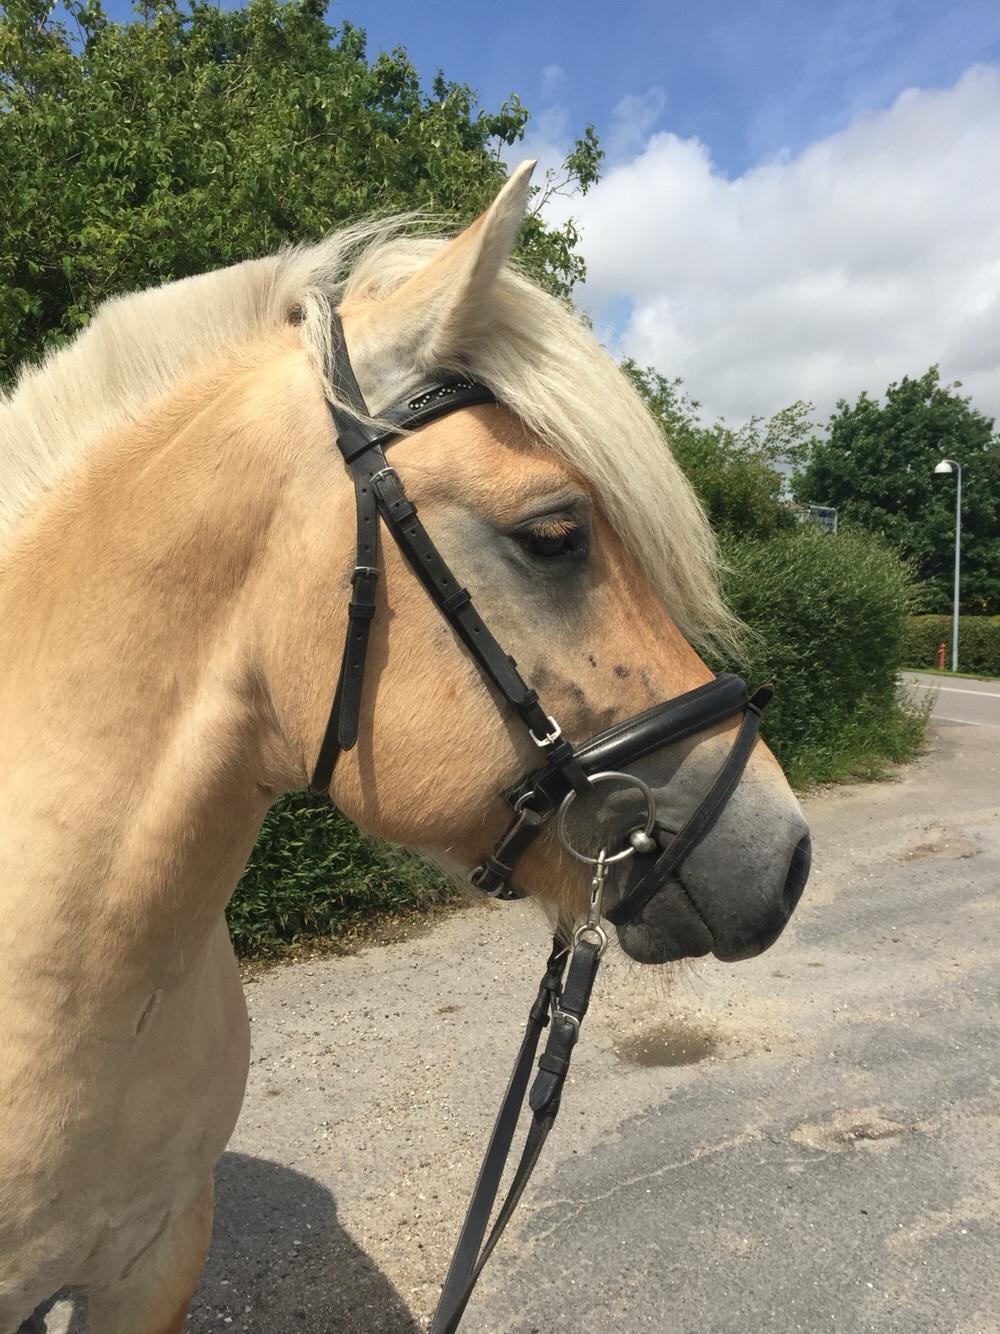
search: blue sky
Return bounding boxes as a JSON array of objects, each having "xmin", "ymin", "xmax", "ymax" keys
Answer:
[
  {"xmin": 79, "ymin": 0, "xmax": 1000, "ymax": 421},
  {"xmin": 317, "ymin": 0, "xmax": 1000, "ymax": 174}
]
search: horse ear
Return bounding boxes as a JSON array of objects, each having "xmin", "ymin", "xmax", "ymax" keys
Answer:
[{"xmin": 352, "ymin": 160, "xmax": 536, "ymax": 372}]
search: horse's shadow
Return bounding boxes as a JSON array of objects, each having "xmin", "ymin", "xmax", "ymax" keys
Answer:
[
  {"xmin": 36, "ymin": 1153, "xmax": 419, "ymax": 1333},
  {"xmin": 192, "ymin": 1152, "xmax": 420, "ymax": 1333}
]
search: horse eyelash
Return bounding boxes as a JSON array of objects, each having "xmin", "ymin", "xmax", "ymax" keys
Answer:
[{"xmin": 528, "ymin": 517, "xmax": 577, "ymax": 539}]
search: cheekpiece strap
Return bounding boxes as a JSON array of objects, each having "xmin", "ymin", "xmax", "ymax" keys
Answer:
[{"xmin": 308, "ymin": 312, "xmax": 584, "ymax": 802}]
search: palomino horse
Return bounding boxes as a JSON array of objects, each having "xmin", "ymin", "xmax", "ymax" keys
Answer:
[{"xmin": 0, "ymin": 162, "xmax": 810, "ymax": 1332}]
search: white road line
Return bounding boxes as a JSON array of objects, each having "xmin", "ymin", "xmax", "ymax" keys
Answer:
[
  {"xmin": 937, "ymin": 716, "xmax": 986, "ymax": 726},
  {"xmin": 906, "ymin": 683, "xmax": 1000, "ymax": 699}
]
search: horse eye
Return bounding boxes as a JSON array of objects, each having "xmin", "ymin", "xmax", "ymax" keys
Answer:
[{"xmin": 519, "ymin": 524, "xmax": 589, "ymax": 560}]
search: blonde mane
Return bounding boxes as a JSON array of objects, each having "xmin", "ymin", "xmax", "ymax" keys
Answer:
[{"xmin": 0, "ymin": 221, "xmax": 736, "ymax": 651}]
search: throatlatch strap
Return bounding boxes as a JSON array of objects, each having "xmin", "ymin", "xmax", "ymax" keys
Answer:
[
  {"xmin": 308, "ymin": 444, "xmax": 389, "ymax": 794},
  {"xmin": 429, "ymin": 936, "xmax": 601, "ymax": 1334},
  {"xmin": 308, "ymin": 317, "xmax": 387, "ymax": 795}
]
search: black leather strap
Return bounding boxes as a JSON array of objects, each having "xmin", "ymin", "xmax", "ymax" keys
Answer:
[
  {"xmin": 308, "ymin": 317, "xmax": 390, "ymax": 795},
  {"xmin": 469, "ymin": 801, "xmax": 547, "ymax": 897},
  {"xmin": 534, "ymin": 672, "xmax": 750, "ymax": 795},
  {"xmin": 370, "ymin": 466, "xmax": 589, "ymax": 790},
  {"xmin": 429, "ymin": 936, "xmax": 601, "ymax": 1334}
]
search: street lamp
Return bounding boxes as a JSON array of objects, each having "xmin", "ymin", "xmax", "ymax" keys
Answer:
[{"xmin": 934, "ymin": 457, "xmax": 962, "ymax": 672}]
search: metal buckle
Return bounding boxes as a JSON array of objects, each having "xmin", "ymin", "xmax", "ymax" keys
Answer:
[
  {"xmin": 529, "ymin": 715, "xmax": 562, "ymax": 749},
  {"xmin": 369, "ymin": 465, "xmax": 398, "ymax": 487},
  {"xmin": 351, "ymin": 565, "xmax": 380, "ymax": 584},
  {"xmin": 551, "ymin": 1007, "xmax": 581, "ymax": 1035}
]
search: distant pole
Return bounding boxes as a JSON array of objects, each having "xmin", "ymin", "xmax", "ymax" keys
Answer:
[
  {"xmin": 934, "ymin": 458, "xmax": 962, "ymax": 673},
  {"xmin": 952, "ymin": 463, "xmax": 962, "ymax": 672}
]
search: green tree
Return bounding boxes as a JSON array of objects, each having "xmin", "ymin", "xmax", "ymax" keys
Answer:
[
  {"xmin": 795, "ymin": 367, "xmax": 1000, "ymax": 613},
  {"xmin": 624, "ymin": 361, "xmax": 811, "ymax": 538},
  {"xmin": 0, "ymin": 0, "xmax": 602, "ymax": 384}
]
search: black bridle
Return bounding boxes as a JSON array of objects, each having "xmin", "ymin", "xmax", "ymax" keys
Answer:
[{"xmin": 308, "ymin": 314, "xmax": 772, "ymax": 1330}]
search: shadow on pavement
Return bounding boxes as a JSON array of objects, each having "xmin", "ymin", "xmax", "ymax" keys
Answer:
[
  {"xmin": 191, "ymin": 1152, "xmax": 420, "ymax": 1333},
  {"xmin": 32, "ymin": 1154, "xmax": 419, "ymax": 1334}
]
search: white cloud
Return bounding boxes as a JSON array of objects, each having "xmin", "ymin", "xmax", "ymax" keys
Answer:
[
  {"xmin": 541, "ymin": 64, "xmax": 567, "ymax": 100},
  {"xmin": 606, "ymin": 87, "xmax": 666, "ymax": 161},
  {"xmin": 550, "ymin": 65, "xmax": 1000, "ymax": 426}
]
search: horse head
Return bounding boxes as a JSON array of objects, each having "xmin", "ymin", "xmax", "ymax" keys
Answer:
[{"xmin": 271, "ymin": 162, "xmax": 811, "ymax": 965}]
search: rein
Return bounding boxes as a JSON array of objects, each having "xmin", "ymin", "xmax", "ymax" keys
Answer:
[{"xmin": 308, "ymin": 313, "xmax": 772, "ymax": 1329}]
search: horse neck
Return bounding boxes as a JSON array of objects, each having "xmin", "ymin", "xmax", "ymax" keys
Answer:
[{"xmin": 0, "ymin": 337, "xmax": 335, "ymax": 981}]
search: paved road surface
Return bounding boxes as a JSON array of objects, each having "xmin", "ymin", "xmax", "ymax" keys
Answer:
[
  {"xmin": 901, "ymin": 670, "xmax": 1000, "ymax": 727},
  {"xmin": 47, "ymin": 717, "xmax": 999, "ymax": 1333}
]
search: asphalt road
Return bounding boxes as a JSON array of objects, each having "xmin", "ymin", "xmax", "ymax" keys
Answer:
[
  {"xmin": 901, "ymin": 670, "xmax": 1000, "ymax": 727},
  {"xmin": 45, "ymin": 716, "xmax": 999, "ymax": 1334}
]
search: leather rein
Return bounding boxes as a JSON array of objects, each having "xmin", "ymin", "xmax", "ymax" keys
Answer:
[{"xmin": 308, "ymin": 314, "xmax": 772, "ymax": 1331}]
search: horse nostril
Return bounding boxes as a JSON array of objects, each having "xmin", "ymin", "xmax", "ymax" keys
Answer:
[{"xmin": 782, "ymin": 832, "xmax": 812, "ymax": 917}]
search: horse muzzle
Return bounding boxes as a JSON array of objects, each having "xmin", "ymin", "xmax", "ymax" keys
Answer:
[{"xmin": 610, "ymin": 824, "xmax": 812, "ymax": 964}]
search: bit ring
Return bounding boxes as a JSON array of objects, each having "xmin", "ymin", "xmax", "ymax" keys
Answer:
[{"xmin": 556, "ymin": 771, "xmax": 657, "ymax": 866}]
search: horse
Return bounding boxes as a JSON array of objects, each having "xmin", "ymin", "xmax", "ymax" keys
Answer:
[{"xmin": 0, "ymin": 161, "xmax": 810, "ymax": 1332}]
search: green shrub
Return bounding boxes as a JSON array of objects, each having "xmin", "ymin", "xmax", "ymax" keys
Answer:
[
  {"xmin": 901, "ymin": 615, "xmax": 1000, "ymax": 675},
  {"xmin": 227, "ymin": 794, "xmax": 455, "ymax": 956},
  {"xmin": 719, "ymin": 527, "xmax": 925, "ymax": 785}
]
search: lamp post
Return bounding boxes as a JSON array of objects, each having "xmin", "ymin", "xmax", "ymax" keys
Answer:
[{"xmin": 934, "ymin": 457, "xmax": 962, "ymax": 672}]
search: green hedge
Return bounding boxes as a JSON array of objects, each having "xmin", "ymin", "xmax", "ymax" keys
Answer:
[
  {"xmin": 718, "ymin": 528, "xmax": 925, "ymax": 786},
  {"xmin": 227, "ymin": 794, "xmax": 454, "ymax": 956},
  {"xmin": 229, "ymin": 527, "xmax": 924, "ymax": 954},
  {"xmin": 901, "ymin": 615, "xmax": 1000, "ymax": 675}
]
